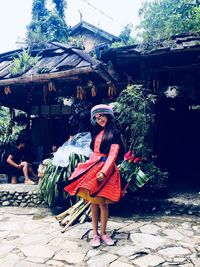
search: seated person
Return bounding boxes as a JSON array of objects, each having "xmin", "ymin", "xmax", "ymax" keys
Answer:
[
  {"xmin": 5, "ymin": 138, "xmax": 38, "ymax": 185},
  {"xmin": 50, "ymin": 143, "xmax": 58, "ymax": 157},
  {"xmin": 43, "ymin": 143, "xmax": 59, "ymax": 159}
]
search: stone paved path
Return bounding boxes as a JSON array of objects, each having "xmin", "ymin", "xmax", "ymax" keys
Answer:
[{"xmin": 0, "ymin": 207, "xmax": 199, "ymax": 267}]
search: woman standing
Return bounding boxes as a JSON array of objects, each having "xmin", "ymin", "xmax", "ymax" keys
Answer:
[{"xmin": 64, "ymin": 104, "xmax": 121, "ymax": 247}]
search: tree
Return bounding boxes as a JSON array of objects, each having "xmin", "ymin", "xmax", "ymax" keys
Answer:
[
  {"xmin": 111, "ymin": 24, "xmax": 135, "ymax": 48},
  {"xmin": 0, "ymin": 107, "xmax": 10, "ymax": 141},
  {"xmin": 31, "ymin": 0, "xmax": 48, "ymax": 20},
  {"xmin": 0, "ymin": 107, "xmax": 24, "ymax": 142},
  {"xmin": 53, "ymin": 0, "xmax": 67, "ymax": 17},
  {"xmin": 114, "ymin": 84, "xmax": 156, "ymax": 155},
  {"xmin": 138, "ymin": 0, "xmax": 200, "ymax": 41},
  {"xmin": 119, "ymin": 24, "xmax": 135, "ymax": 45},
  {"xmin": 27, "ymin": 0, "xmax": 69, "ymax": 48}
]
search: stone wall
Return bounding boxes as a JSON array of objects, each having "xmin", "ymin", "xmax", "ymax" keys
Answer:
[
  {"xmin": 0, "ymin": 181, "xmax": 199, "ymax": 216},
  {"xmin": 0, "ymin": 184, "xmax": 47, "ymax": 207}
]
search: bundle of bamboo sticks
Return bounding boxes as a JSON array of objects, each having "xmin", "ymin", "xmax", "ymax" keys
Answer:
[{"xmin": 55, "ymin": 199, "xmax": 92, "ymax": 233}]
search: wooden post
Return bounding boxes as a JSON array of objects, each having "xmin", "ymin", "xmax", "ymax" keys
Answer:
[{"xmin": 7, "ymin": 108, "xmax": 14, "ymax": 135}]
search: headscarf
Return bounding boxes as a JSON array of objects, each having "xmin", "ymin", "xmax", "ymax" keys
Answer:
[{"xmin": 90, "ymin": 104, "xmax": 114, "ymax": 125}]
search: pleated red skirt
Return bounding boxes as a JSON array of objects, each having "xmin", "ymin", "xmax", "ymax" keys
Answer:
[{"xmin": 64, "ymin": 161, "xmax": 121, "ymax": 203}]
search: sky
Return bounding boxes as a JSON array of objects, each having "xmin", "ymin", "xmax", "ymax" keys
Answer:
[{"xmin": 0, "ymin": 0, "xmax": 146, "ymax": 54}]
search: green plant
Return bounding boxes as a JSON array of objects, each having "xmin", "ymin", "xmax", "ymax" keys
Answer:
[
  {"xmin": 114, "ymin": 85, "xmax": 168, "ymax": 193},
  {"xmin": 0, "ymin": 107, "xmax": 25, "ymax": 143},
  {"xmin": 114, "ymin": 84, "xmax": 156, "ymax": 156},
  {"xmin": 111, "ymin": 23, "xmax": 136, "ymax": 48},
  {"xmin": 10, "ymin": 50, "xmax": 39, "ymax": 77},
  {"xmin": 38, "ymin": 152, "xmax": 87, "ymax": 207},
  {"xmin": 37, "ymin": 66, "xmax": 51, "ymax": 74},
  {"xmin": 119, "ymin": 156, "xmax": 168, "ymax": 193},
  {"xmin": 141, "ymin": 162, "xmax": 169, "ymax": 192},
  {"xmin": 67, "ymin": 36, "xmax": 85, "ymax": 49}
]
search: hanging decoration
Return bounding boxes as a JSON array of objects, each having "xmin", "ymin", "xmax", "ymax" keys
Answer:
[
  {"xmin": 164, "ymin": 85, "xmax": 180, "ymax": 98},
  {"xmin": 87, "ymin": 80, "xmax": 97, "ymax": 97},
  {"xmin": 76, "ymin": 85, "xmax": 86, "ymax": 100},
  {"xmin": 107, "ymin": 81, "xmax": 117, "ymax": 97},
  {"xmin": 4, "ymin": 85, "xmax": 12, "ymax": 95},
  {"xmin": 48, "ymin": 81, "xmax": 56, "ymax": 92}
]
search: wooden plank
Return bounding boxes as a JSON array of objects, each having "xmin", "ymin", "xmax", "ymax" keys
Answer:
[
  {"xmin": 50, "ymin": 54, "xmax": 82, "ymax": 72},
  {"xmin": 74, "ymin": 60, "xmax": 91, "ymax": 68},
  {"xmin": 25, "ymin": 53, "xmax": 69, "ymax": 75},
  {"xmin": 107, "ymin": 61, "xmax": 121, "ymax": 81},
  {"xmin": 73, "ymin": 48, "xmax": 99, "ymax": 65},
  {"xmin": 94, "ymin": 63, "xmax": 112, "ymax": 82},
  {"xmin": 0, "ymin": 62, "xmax": 12, "ymax": 78},
  {"xmin": 0, "ymin": 61, "xmax": 11, "ymax": 72}
]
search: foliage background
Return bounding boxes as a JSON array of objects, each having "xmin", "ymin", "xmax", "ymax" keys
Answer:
[
  {"xmin": 0, "ymin": 107, "xmax": 25, "ymax": 143},
  {"xmin": 138, "ymin": 0, "xmax": 200, "ymax": 41},
  {"xmin": 114, "ymin": 84, "xmax": 168, "ymax": 194},
  {"xmin": 27, "ymin": 0, "xmax": 69, "ymax": 48},
  {"xmin": 114, "ymin": 84, "xmax": 156, "ymax": 157}
]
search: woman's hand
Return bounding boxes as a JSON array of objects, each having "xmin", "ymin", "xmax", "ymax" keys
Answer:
[
  {"xmin": 17, "ymin": 164, "xmax": 23, "ymax": 169},
  {"xmin": 96, "ymin": 172, "xmax": 105, "ymax": 183}
]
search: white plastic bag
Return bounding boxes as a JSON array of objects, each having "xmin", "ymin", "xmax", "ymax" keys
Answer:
[{"xmin": 52, "ymin": 132, "xmax": 92, "ymax": 167}]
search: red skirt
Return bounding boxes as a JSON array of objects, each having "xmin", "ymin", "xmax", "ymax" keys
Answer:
[{"xmin": 64, "ymin": 161, "xmax": 121, "ymax": 203}]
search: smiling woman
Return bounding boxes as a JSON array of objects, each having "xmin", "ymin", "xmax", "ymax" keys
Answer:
[
  {"xmin": 95, "ymin": 114, "xmax": 108, "ymax": 127},
  {"xmin": 64, "ymin": 103, "xmax": 122, "ymax": 247}
]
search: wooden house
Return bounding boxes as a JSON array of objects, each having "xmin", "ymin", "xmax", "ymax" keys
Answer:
[
  {"xmin": 101, "ymin": 32, "xmax": 200, "ymax": 187},
  {"xmin": 1, "ymin": 31, "xmax": 200, "ymax": 187},
  {"xmin": 0, "ymin": 42, "xmax": 117, "ymax": 159},
  {"xmin": 69, "ymin": 21, "xmax": 120, "ymax": 53}
]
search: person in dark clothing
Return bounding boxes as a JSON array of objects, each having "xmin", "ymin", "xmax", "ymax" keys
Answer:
[{"xmin": 6, "ymin": 138, "xmax": 37, "ymax": 184}]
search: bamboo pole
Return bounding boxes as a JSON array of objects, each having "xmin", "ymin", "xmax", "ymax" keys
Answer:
[
  {"xmin": 55, "ymin": 199, "xmax": 84, "ymax": 221},
  {"xmin": 79, "ymin": 205, "xmax": 91, "ymax": 224},
  {"xmin": 61, "ymin": 201, "xmax": 91, "ymax": 233},
  {"xmin": 60, "ymin": 202, "xmax": 85, "ymax": 226}
]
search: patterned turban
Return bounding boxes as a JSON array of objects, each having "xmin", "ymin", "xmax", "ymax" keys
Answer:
[{"xmin": 90, "ymin": 104, "xmax": 114, "ymax": 125}]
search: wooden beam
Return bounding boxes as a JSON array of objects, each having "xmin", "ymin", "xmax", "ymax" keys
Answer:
[
  {"xmin": 106, "ymin": 61, "xmax": 121, "ymax": 81},
  {"xmin": 94, "ymin": 63, "xmax": 112, "ymax": 82},
  {"xmin": 0, "ymin": 67, "xmax": 94, "ymax": 86},
  {"xmin": 148, "ymin": 62, "xmax": 200, "ymax": 73},
  {"xmin": 0, "ymin": 96, "xmax": 28, "ymax": 112}
]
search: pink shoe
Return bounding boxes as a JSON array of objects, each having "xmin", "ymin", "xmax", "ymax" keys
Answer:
[
  {"xmin": 101, "ymin": 234, "xmax": 115, "ymax": 246},
  {"xmin": 91, "ymin": 235, "xmax": 101, "ymax": 248}
]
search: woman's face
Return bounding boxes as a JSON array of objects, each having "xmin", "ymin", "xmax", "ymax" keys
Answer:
[{"xmin": 95, "ymin": 113, "xmax": 108, "ymax": 127}]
